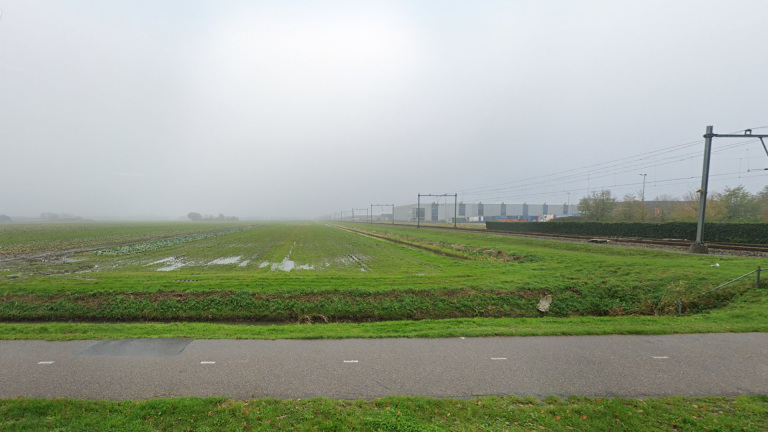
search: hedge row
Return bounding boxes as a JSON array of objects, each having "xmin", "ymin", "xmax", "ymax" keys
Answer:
[{"xmin": 485, "ymin": 221, "xmax": 768, "ymax": 244}]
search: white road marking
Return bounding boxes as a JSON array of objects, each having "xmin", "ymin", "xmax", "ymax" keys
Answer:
[
  {"xmin": 652, "ymin": 356, "xmax": 669, "ymax": 359},
  {"xmin": 343, "ymin": 360, "xmax": 359, "ymax": 363},
  {"xmin": 200, "ymin": 361, "xmax": 216, "ymax": 364},
  {"xmin": 491, "ymin": 357, "xmax": 507, "ymax": 360},
  {"xmin": 37, "ymin": 361, "xmax": 54, "ymax": 365}
]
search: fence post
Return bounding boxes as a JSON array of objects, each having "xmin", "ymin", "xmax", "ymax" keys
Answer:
[{"xmin": 758, "ymin": 267, "xmax": 762, "ymax": 289}]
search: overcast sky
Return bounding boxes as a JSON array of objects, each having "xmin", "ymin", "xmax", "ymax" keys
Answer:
[{"xmin": 1, "ymin": 0, "xmax": 767, "ymax": 220}]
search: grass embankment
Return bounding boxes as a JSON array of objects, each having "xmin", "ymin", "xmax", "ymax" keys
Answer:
[
  {"xmin": 3, "ymin": 291, "xmax": 767, "ymax": 340},
  {"xmin": 1, "ymin": 222, "xmax": 765, "ymax": 326},
  {"xmin": 3, "ymin": 395, "xmax": 767, "ymax": 431}
]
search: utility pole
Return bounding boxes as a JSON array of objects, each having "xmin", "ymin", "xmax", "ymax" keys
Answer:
[
  {"xmin": 417, "ymin": 194, "xmax": 421, "ymax": 228},
  {"xmin": 417, "ymin": 193, "xmax": 458, "ymax": 228},
  {"xmin": 352, "ymin": 208, "xmax": 368, "ymax": 223},
  {"xmin": 690, "ymin": 126, "xmax": 768, "ymax": 254},
  {"xmin": 371, "ymin": 204, "xmax": 395, "ymax": 225},
  {"xmin": 639, "ymin": 173, "xmax": 647, "ymax": 222}
]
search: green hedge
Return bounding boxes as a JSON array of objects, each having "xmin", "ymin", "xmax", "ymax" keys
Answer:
[{"xmin": 485, "ymin": 221, "xmax": 768, "ymax": 244}]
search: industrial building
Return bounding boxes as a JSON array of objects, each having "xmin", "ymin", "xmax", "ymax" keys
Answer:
[{"xmin": 392, "ymin": 202, "xmax": 580, "ymax": 223}]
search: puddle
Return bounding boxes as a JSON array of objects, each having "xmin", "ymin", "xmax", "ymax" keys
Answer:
[
  {"xmin": 158, "ymin": 261, "xmax": 187, "ymax": 271},
  {"xmin": 63, "ymin": 257, "xmax": 84, "ymax": 263},
  {"xmin": 147, "ymin": 257, "xmax": 176, "ymax": 266},
  {"xmin": 207, "ymin": 256, "xmax": 242, "ymax": 265},
  {"xmin": 274, "ymin": 257, "xmax": 295, "ymax": 272},
  {"xmin": 270, "ymin": 257, "xmax": 314, "ymax": 272},
  {"xmin": 80, "ymin": 338, "xmax": 192, "ymax": 358},
  {"xmin": 238, "ymin": 260, "xmax": 251, "ymax": 267},
  {"xmin": 147, "ymin": 257, "xmax": 187, "ymax": 271},
  {"xmin": 335, "ymin": 254, "xmax": 369, "ymax": 271},
  {"xmin": 261, "ymin": 243, "xmax": 314, "ymax": 272}
]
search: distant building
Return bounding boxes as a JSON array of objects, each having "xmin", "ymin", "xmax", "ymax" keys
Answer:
[{"xmin": 393, "ymin": 202, "xmax": 580, "ymax": 223}]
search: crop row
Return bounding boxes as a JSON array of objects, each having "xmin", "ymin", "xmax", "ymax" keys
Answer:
[{"xmin": 92, "ymin": 227, "xmax": 255, "ymax": 256}]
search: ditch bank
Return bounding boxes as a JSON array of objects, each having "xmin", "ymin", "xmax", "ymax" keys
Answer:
[{"xmin": 0, "ymin": 285, "xmax": 741, "ymax": 323}]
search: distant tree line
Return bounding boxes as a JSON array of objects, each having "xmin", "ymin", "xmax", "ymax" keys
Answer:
[
  {"xmin": 187, "ymin": 212, "xmax": 239, "ymax": 222},
  {"xmin": 577, "ymin": 185, "xmax": 768, "ymax": 223},
  {"xmin": 39, "ymin": 212, "xmax": 83, "ymax": 222}
]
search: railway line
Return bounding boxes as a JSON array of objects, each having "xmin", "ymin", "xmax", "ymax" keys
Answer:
[{"xmin": 357, "ymin": 222, "xmax": 768, "ymax": 255}]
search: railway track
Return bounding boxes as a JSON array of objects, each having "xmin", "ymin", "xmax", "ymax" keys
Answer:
[{"xmin": 355, "ymin": 222, "xmax": 768, "ymax": 254}]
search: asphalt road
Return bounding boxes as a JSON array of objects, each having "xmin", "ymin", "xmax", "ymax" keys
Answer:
[{"xmin": 1, "ymin": 333, "xmax": 766, "ymax": 400}]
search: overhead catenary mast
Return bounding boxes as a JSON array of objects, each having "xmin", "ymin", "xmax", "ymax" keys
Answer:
[{"xmin": 689, "ymin": 126, "xmax": 768, "ymax": 254}]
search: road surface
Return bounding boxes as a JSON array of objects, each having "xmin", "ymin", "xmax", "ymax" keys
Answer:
[{"xmin": 1, "ymin": 333, "xmax": 766, "ymax": 400}]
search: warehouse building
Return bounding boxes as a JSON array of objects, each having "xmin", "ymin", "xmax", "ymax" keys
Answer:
[{"xmin": 392, "ymin": 202, "xmax": 580, "ymax": 223}]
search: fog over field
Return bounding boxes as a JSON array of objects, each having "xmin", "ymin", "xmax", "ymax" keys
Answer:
[{"xmin": 1, "ymin": 0, "xmax": 767, "ymax": 220}]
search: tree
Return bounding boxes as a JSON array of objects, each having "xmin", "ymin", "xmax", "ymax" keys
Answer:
[
  {"xmin": 711, "ymin": 186, "xmax": 761, "ymax": 222},
  {"xmin": 670, "ymin": 191, "xmax": 727, "ymax": 222},
  {"xmin": 649, "ymin": 194, "xmax": 679, "ymax": 222},
  {"xmin": 757, "ymin": 185, "xmax": 768, "ymax": 222},
  {"xmin": 0, "ymin": 215, "xmax": 11, "ymax": 223},
  {"xmin": 616, "ymin": 193, "xmax": 647, "ymax": 222},
  {"xmin": 187, "ymin": 212, "xmax": 202, "ymax": 221},
  {"xmin": 577, "ymin": 190, "xmax": 616, "ymax": 222}
]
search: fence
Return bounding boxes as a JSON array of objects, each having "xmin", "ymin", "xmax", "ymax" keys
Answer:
[{"xmin": 678, "ymin": 266, "xmax": 763, "ymax": 314}]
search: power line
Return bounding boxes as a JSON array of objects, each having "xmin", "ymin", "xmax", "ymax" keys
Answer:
[
  {"xmin": 466, "ymin": 170, "xmax": 767, "ymax": 203},
  {"xmin": 458, "ymin": 139, "xmax": 705, "ymax": 194},
  {"xmin": 460, "ymin": 139, "xmax": 763, "ymax": 201}
]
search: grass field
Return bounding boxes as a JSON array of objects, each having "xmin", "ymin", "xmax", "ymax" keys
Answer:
[
  {"xmin": 3, "ymin": 221, "xmax": 767, "ymax": 429},
  {"xmin": 2, "ymin": 395, "xmax": 767, "ymax": 431},
  {"xmin": 1, "ymin": 221, "xmax": 765, "ymax": 326}
]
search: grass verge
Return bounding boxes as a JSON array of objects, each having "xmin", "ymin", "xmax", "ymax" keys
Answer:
[
  {"xmin": 3, "ymin": 291, "xmax": 767, "ymax": 341},
  {"xmin": 2, "ymin": 395, "xmax": 767, "ymax": 431}
]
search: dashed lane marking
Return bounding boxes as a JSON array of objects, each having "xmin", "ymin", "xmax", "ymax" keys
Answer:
[
  {"xmin": 200, "ymin": 361, "xmax": 216, "ymax": 364},
  {"xmin": 343, "ymin": 360, "xmax": 359, "ymax": 363},
  {"xmin": 652, "ymin": 356, "xmax": 670, "ymax": 359},
  {"xmin": 491, "ymin": 358, "xmax": 507, "ymax": 361},
  {"xmin": 37, "ymin": 361, "xmax": 54, "ymax": 365}
]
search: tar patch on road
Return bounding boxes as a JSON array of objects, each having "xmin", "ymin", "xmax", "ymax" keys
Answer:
[{"xmin": 79, "ymin": 338, "xmax": 192, "ymax": 358}]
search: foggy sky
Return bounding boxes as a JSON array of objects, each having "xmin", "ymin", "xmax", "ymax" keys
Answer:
[{"xmin": 1, "ymin": 0, "xmax": 767, "ymax": 220}]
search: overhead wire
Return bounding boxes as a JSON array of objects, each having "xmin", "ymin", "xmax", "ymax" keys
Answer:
[
  {"xmin": 470, "ymin": 170, "xmax": 767, "ymax": 203},
  {"xmin": 463, "ymin": 139, "xmax": 760, "ymax": 200},
  {"xmin": 458, "ymin": 139, "xmax": 705, "ymax": 194},
  {"xmin": 453, "ymin": 125, "xmax": 768, "ymax": 205}
]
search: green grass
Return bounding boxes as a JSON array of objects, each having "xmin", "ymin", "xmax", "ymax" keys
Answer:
[
  {"xmin": 0, "ymin": 221, "xmax": 253, "ymax": 257},
  {"xmin": 1, "ymin": 221, "xmax": 766, "ymax": 324},
  {"xmin": 3, "ymin": 290, "xmax": 768, "ymax": 341},
  {"xmin": 2, "ymin": 395, "xmax": 767, "ymax": 431}
]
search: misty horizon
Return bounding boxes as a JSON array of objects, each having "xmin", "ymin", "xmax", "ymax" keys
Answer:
[{"xmin": 2, "ymin": 1, "xmax": 767, "ymax": 220}]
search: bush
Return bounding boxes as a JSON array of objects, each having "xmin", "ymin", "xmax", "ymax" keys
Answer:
[{"xmin": 485, "ymin": 221, "xmax": 768, "ymax": 244}]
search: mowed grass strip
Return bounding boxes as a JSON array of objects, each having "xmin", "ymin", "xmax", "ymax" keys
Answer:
[
  {"xmin": 1, "ymin": 222, "xmax": 766, "ymax": 323},
  {"xmin": 3, "ymin": 292, "xmax": 768, "ymax": 340},
  {"xmin": 2, "ymin": 395, "xmax": 767, "ymax": 431}
]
